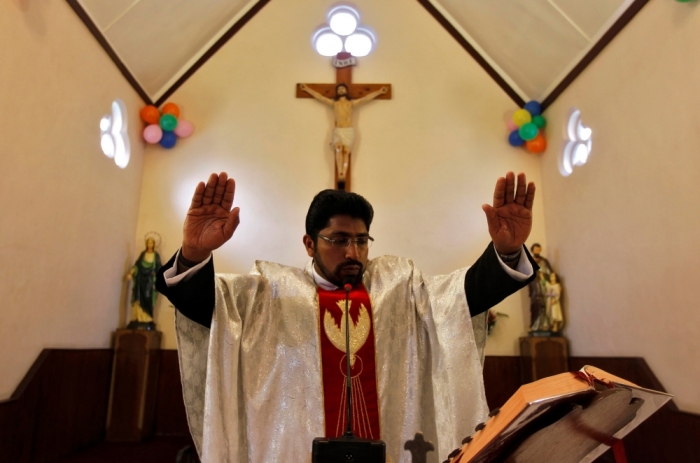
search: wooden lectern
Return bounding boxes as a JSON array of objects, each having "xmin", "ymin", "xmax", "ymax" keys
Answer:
[
  {"xmin": 443, "ymin": 366, "xmax": 672, "ymax": 463},
  {"xmin": 105, "ymin": 329, "xmax": 161, "ymax": 442}
]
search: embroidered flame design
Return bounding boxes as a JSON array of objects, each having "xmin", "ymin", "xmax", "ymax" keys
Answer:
[{"xmin": 324, "ymin": 300, "xmax": 370, "ymax": 367}]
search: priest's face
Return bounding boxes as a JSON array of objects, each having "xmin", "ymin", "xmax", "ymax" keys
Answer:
[{"xmin": 303, "ymin": 214, "xmax": 369, "ymax": 287}]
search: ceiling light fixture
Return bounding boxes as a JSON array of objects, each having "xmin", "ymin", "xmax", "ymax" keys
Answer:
[{"xmin": 312, "ymin": 5, "xmax": 376, "ymax": 57}]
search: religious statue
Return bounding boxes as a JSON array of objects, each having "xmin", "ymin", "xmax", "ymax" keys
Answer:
[
  {"xmin": 528, "ymin": 242, "xmax": 553, "ymax": 332},
  {"xmin": 546, "ymin": 272, "xmax": 564, "ymax": 333},
  {"xmin": 126, "ymin": 232, "xmax": 162, "ymax": 330},
  {"xmin": 299, "ymin": 83, "xmax": 388, "ymax": 190},
  {"xmin": 528, "ymin": 270, "xmax": 549, "ymax": 332},
  {"xmin": 530, "ymin": 242, "xmax": 552, "ymax": 275}
]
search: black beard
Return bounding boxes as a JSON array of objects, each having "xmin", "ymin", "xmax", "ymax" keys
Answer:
[
  {"xmin": 334, "ymin": 94, "xmax": 351, "ymax": 101},
  {"xmin": 314, "ymin": 253, "xmax": 364, "ymax": 287}
]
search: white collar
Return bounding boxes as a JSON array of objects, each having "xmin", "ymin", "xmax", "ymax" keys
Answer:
[{"xmin": 311, "ymin": 261, "xmax": 340, "ymax": 291}]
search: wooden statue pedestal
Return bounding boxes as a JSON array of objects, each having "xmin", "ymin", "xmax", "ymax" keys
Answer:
[
  {"xmin": 519, "ymin": 335, "xmax": 569, "ymax": 383},
  {"xmin": 106, "ymin": 328, "xmax": 162, "ymax": 442}
]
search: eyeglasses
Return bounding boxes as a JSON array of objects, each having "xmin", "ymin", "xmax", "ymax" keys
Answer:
[{"xmin": 317, "ymin": 234, "xmax": 374, "ymax": 249}]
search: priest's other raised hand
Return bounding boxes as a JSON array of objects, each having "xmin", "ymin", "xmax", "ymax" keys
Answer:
[
  {"xmin": 482, "ymin": 172, "xmax": 535, "ymax": 256},
  {"xmin": 181, "ymin": 172, "xmax": 240, "ymax": 263}
]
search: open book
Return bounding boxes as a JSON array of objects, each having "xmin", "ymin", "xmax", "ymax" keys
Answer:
[{"xmin": 448, "ymin": 366, "xmax": 672, "ymax": 463}]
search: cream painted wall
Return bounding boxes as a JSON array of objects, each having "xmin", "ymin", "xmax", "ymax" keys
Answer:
[
  {"xmin": 540, "ymin": 1, "xmax": 700, "ymax": 413},
  {"xmin": 136, "ymin": 0, "xmax": 547, "ymax": 353},
  {"xmin": 0, "ymin": 2, "xmax": 145, "ymax": 399}
]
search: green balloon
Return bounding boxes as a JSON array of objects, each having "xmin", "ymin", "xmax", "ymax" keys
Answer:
[
  {"xmin": 532, "ymin": 115, "xmax": 547, "ymax": 129},
  {"xmin": 159, "ymin": 113, "xmax": 178, "ymax": 131},
  {"xmin": 519, "ymin": 123, "xmax": 538, "ymax": 141}
]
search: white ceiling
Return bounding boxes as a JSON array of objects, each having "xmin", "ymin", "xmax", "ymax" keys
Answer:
[
  {"xmin": 78, "ymin": 0, "xmax": 260, "ymax": 101},
  {"xmin": 427, "ymin": 0, "xmax": 635, "ymax": 102},
  {"xmin": 73, "ymin": 0, "xmax": 640, "ymax": 105}
]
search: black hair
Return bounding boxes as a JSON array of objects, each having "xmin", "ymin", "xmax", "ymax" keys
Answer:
[
  {"xmin": 530, "ymin": 243, "xmax": 541, "ymax": 252},
  {"xmin": 335, "ymin": 83, "xmax": 350, "ymax": 100},
  {"xmin": 305, "ymin": 189, "xmax": 374, "ymax": 239}
]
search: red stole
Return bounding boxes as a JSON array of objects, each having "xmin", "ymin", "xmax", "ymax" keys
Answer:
[{"xmin": 317, "ymin": 283, "xmax": 381, "ymax": 439}]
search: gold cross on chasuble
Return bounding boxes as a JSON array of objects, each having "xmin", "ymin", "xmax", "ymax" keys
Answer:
[
  {"xmin": 297, "ymin": 52, "xmax": 392, "ymax": 191},
  {"xmin": 316, "ymin": 283, "xmax": 381, "ymax": 440}
]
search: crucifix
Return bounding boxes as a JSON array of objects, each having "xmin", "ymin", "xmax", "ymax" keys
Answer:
[
  {"xmin": 404, "ymin": 432, "xmax": 435, "ymax": 463},
  {"xmin": 297, "ymin": 51, "xmax": 392, "ymax": 191}
]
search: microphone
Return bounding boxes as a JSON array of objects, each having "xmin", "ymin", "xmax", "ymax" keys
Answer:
[
  {"xmin": 311, "ymin": 277, "xmax": 385, "ymax": 462},
  {"xmin": 342, "ymin": 277, "xmax": 353, "ymax": 438}
]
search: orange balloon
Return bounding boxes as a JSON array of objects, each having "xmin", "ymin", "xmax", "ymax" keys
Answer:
[
  {"xmin": 161, "ymin": 102, "xmax": 180, "ymax": 118},
  {"xmin": 526, "ymin": 132, "xmax": 547, "ymax": 154},
  {"xmin": 140, "ymin": 105, "xmax": 160, "ymax": 124}
]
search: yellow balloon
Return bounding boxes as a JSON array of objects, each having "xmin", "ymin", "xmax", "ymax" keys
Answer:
[{"xmin": 513, "ymin": 109, "xmax": 532, "ymax": 127}]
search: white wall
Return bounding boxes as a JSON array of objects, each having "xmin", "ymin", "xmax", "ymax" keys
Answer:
[
  {"xmin": 0, "ymin": 1, "xmax": 145, "ymax": 399},
  {"xmin": 136, "ymin": 0, "xmax": 547, "ymax": 353},
  {"xmin": 540, "ymin": 1, "xmax": 700, "ymax": 413}
]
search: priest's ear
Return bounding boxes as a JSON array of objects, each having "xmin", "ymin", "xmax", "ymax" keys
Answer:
[{"xmin": 303, "ymin": 234, "xmax": 315, "ymax": 257}]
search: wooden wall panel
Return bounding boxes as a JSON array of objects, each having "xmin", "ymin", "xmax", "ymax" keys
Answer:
[
  {"xmin": 154, "ymin": 350, "xmax": 190, "ymax": 436},
  {"xmin": 482, "ymin": 355, "xmax": 521, "ymax": 411},
  {"xmin": 0, "ymin": 349, "xmax": 113, "ymax": 463}
]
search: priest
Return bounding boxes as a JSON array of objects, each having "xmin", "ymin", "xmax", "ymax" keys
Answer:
[{"xmin": 156, "ymin": 171, "xmax": 538, "ymax": 463}]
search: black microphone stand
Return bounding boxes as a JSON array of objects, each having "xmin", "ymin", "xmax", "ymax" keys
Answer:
[{"xmin": 311, "ymin": 278, "xmax": 386, "ymax": 462}]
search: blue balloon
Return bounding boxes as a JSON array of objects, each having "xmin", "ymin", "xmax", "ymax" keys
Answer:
[
  {"xmin": 159, "ymin": 131, "xmax": 177, "ymax": 149},
  {"xmin": 508, "ymin": 129, "xmax": 525, "ymax": 147},
  {"xmin": 523, "ymin": 101, "xmax": 542, "ymax": 117}
]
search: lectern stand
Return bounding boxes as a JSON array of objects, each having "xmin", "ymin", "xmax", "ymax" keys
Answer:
[{"xmin": 105, "ymin": 329, "xmax": 161, "ymax": 442}]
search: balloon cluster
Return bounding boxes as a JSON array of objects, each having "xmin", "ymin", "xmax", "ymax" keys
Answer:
[
  {"xmin": 140, "ymin": 103, "xmax": 194, "ymax": 149},
  {"xmin": 506, "ymin": 101, "xmax": 547, "ymax": 154}
]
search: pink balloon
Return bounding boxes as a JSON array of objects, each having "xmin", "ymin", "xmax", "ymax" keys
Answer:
[
  {"xmin": 506, "ymin": 120, "xmax": 518, "ymax": 132},
  {"xmin": 143, "ymin": 124, "xmax": 163, "ymax": 144},
  {"xmin": 174, "ymin": 119, "xmax": 194, "ymax": 138}
]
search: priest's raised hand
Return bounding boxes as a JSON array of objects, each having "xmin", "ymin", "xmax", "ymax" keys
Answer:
[
  {"xmin": 482, "ymin": 172, "xmax": 536, "ymax": 256},
  {"xmin": 181, "ymin": 172, "xmax": 240, "ymax": 264}
]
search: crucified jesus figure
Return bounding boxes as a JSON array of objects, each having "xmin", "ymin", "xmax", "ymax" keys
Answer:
[{"xmin": 300, "ymin": 83, "xmax": 388, "ymax": 190}]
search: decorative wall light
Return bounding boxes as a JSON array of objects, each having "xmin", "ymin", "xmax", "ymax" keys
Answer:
[
  {"xmin": 312, "ymin": 5, "xmax": 376, "ymax": 58},
  {"xmin": 560, "ymin": 109, "xmax": 592, "ymax": 177},
  {"xmin": 100, "ymin": 99, "xmax": 130, "ymax": 169}
]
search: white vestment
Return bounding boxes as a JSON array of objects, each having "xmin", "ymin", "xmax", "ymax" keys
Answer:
[{"xmin": 176, "ymin": 255, "xmax": 489, "ymax": 463}]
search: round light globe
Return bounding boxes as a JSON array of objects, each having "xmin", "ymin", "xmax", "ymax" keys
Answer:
[
  {"xmin": 577, "ymin": 124, "xmax": 592, "ymax": 141},
  {"xmin": 314, "ymin": 32, "xmax": 343, "ymax": 56},
  {"xmin": 111, "ymin": 100, "xmax": 125, "ymax": 133},
  {"xmin": 573, "ymin": 142, "xmax": 589, "ymax": 166},
  {"xmin": 100, "ymin": 116, "xmax": 111, "ymax": 132},
  {"xmin": 101, "ymin": 133, "xmax": 115, "ymax": 158},
  {"xmin": 329, "ymin": 12, "xmax": 357, "ymax": 36},
  {"xmin": 114, "ymin": 136, "xmax": 130, "ymax": 169},
  {"xmin": 345, "ymin": 32, "xmax": 373, "ymax": 57}
]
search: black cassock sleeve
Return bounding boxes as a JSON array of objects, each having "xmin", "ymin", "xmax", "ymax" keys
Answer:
[
  {"xmin": 156, "ymin": 253, "xmax": 216, "ymax": 329},
  {"xmin": 157, "ymin": 242, "xmax": 539, "ymax": 329},
  {"xmin": 465, "ymin": 242, "xmax": 539, "ymax": 317}
]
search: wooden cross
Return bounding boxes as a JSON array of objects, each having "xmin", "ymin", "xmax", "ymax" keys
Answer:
[
  {"xmin": 297, "ymin": 52, "xmax": 392, "ymax": 191},
  {"xmin": 404, "ymin": 432, "xmax": 435, "ymax": 463}
]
